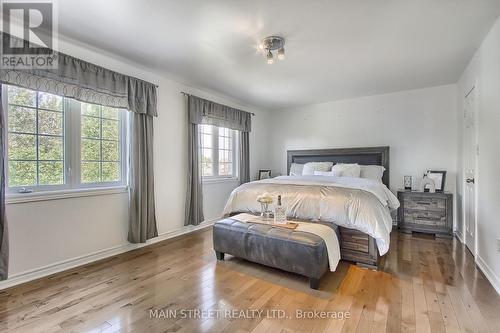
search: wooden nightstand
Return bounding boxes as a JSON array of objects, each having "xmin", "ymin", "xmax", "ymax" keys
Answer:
[{"xmin": 397, "ymin": 190, "xmax": 453, "ymax": 237}]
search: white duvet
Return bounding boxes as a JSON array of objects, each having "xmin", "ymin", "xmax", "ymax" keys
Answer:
[{"xmin": 222, "ymin": 175, "xmax": 400, "ymax": 255}]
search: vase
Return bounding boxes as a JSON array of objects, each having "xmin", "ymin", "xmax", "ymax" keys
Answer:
[{"xmin": 260, "ymin": 202, "xmax": 272, "ymax": 221}]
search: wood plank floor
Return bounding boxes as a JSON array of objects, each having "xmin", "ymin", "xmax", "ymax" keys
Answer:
[{"xmin": 1, "ymin": 228, "xmax": 499, "ymax": 333}]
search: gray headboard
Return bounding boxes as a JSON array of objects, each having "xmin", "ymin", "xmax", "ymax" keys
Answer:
[{"xmin": 287, "ymin": 146, "xmax": 390, "ymax": 187}]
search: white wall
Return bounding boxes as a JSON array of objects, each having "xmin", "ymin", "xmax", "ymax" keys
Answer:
[
  {"xmin": 457, "ymin": 17, "xmax": 500, "ymax": 293},
  {"xmin": 4, "ymin": 36, "xmax": 271, "ymax": 278},
  {"xmin": 269, "ymin": 85, "xmax": 458, "ymax": 197}
]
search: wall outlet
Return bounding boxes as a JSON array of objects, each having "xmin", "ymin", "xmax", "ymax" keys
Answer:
[{"xmin": 497, "ymin": 238, "xmax": 500, "ymax": 252}]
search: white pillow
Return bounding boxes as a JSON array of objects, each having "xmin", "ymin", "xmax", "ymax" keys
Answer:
[
  {"xmin": 289, "ymin": 163, "xmax": 304, "ymax": 176},
  {"xmin": 360, "ymin": 165, "xmax": 385, "ymax": 182},
  {"xmin": 314, "ymin": 170, "xmax": 342, "ymax": 177},
  {"xmin": 302, "ymin": 162, "xmax": 334, "ymax": 175},
  {"xmin": 331, "ymin": 163, "xmax": 361, "ymax": 178}
]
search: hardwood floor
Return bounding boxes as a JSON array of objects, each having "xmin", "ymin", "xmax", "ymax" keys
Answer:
[{"xmin": 1, "ymin": 228, "xmax": 499, "ymax": 333}]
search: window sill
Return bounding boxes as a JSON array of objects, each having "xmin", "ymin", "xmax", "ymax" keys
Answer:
[
  {"xmin": 202, "ymin": 177, "xmax": 240, "ymax": 185},
  {"xmin": 5, "ymin": 186, "xmax": 128, "ymax": 204}
]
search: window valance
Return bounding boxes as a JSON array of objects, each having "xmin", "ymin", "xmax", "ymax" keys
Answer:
[
  {"xmin": 187, "ymin": 94, "xmax": 252, "ymax": 132},
  {"xmin": 0, "ymin": 33, "xmax": 157, "ymax": 117}
]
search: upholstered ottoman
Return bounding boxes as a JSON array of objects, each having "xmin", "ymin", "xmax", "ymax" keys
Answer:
[{"xmin": 213, "ymin": 218, "xmax": 338, "ymax": 289}]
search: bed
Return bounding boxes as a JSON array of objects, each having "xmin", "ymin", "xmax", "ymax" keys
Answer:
[{"xmin": 222, "ymin": 146, "xmax": 398, "ymax": 268}]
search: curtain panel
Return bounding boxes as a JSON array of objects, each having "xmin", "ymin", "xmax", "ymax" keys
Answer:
[
  {"xmin": 187, "ymin": 95, "xmax": 252, "ymax": 132},
  {"xmin": 185, "ymin": 122, "xmax": 204, "ymax": 226},
  {"xmin": 0, "ymin": 86, "xmax": 8, "ymax": 280},
  {"xmin": 128, "ymin": 113, "xmax": 158, "ymax": 243},
  {"xmin": 0, "ymin": 33, "xmax": 157, "ymax": 117},
  {"xmin": 239, "ymin": 132, "xmax": 250, "ymax": 184}
]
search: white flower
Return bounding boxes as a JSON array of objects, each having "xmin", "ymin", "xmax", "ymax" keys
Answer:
[{"xmin": 257, "ymin": 195, "xmax": 273, "ymax": 204}]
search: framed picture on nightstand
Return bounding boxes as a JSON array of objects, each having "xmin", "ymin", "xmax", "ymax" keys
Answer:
[
  {"xmin": 425, "ymin": 170, "xmax": 446, "ymax": 192},
  {"xmin": 258, "ymin": 170, "xmax": 271, "ymax": 180}
]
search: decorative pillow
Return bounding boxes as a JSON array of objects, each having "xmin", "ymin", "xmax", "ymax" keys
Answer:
[
  {"xmin": 360, "ymin": 165, "xmax": 385, "ymax": 182},
  {"xmin": 314, "ymin": 170, "xmax": 342, "ymax": 177},
  {"xmin": 331, "ymin": 163, "xmax": 361, "ymax": 178},
  {"xmin": 302, "ymin": 162, "xmax": 334, "ymax": 175},
  {"xmin": 289, "ymin": 163, "xmax": 304, "ymax": 176}
]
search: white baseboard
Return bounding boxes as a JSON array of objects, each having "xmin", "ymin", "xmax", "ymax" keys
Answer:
[
  {"xmin": 453, "ymin": 231, "xmax": 499, "ymax": 295},
  {"xmin": 475, "ymin": 255, "xmax": 500, "ymax": 295},
  {"xmin": 0, "ymin": 220, "xmax": 216, "ymax": 291},
  {"xmin": 454, "ymin": 229, "xmax": 464, "ymax": 243}
]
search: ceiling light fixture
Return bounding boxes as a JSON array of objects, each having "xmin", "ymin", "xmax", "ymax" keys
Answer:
[
  {"xmin": 277, "ymin": 46, "xmax": 285, "ymax": 60},
  {"xmin": 266, "ymin": 50, "xmax": 274, "ymax": 64},
  {"xmin": 260, "ymin": 36, "xmax": 285, "ymax": 64}
]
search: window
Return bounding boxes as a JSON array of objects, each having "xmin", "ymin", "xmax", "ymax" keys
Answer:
[
  {"xmin": 80, "ymin": 103, "xmax": 123, "ymax": 183},
  {"xmin": 7, "ymin": 87, "xmax": 64, "ymax": 187},
  {"xmin": 4, "ymin": 85, "xmax": 127, "ymax": 193},
  {"xmin": 199, "ymin": 124, "xmax": 238, "ymax": 180}
]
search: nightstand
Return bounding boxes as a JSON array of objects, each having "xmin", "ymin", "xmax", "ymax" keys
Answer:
[{"xmin": 397, "ymin": 190, "xmax": 453, "ymax": 237}]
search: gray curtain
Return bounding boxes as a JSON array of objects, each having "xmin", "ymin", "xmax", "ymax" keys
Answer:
[
  {"xmin": 239, "ymin": 131, "xmax": 250, "ymax": 184},
  {"xmin": 0, "ymin": 33, "xmax": 157, "ymax": 116},
  {"xmin": 187, "ymin": 95, "xmax": 251, "ymax": 132},
  {"xmin": 184, "ymin": 94, "xmax": 252, "ymax": 225},
  {"xmin": 127, "ymin": 78, "xmax": 157, "ymax": 116},
  {"xmin": 128, "ymin": 113, "xmax": 158, "ymax": 243},
  {"xmin": 185, "ymin": 122, "xmax": 204, "ymax": 226},
  {"xmin": 0, "ymin": 86, "xmax": 8, "ymax": 280}
]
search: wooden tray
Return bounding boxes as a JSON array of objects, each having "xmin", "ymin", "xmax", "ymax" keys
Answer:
[
  {"xmin": 231, "ymin": 213, "xmax": 299, "ymax": 230},
  {"xmin": 248, "ymin": 219, "xmax": 298, "ymax": 230}
]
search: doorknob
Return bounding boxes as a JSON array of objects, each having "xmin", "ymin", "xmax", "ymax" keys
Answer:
[{"xmin": 466, "ymin": 178, "xmax": 475, "ymax": 184}]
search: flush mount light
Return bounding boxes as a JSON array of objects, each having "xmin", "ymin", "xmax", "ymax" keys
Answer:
[{"xmin": 259, "ymin": 36, "xmax": 285, "ymax": 64}]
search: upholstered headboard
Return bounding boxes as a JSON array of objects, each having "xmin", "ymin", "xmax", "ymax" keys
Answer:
[{"xmin": 286, "ymin": 146, "xmax": 390, "ymax": 187}]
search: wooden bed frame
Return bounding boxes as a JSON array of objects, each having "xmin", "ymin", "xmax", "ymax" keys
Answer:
[{"xmin": 287, "ymin": 146, "xmax": 390, "ymax": 268}]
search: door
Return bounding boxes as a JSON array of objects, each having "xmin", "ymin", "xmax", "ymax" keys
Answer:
[{"xmin": 463, "ymin": 86, "xmax": 477, "ymax": 255}]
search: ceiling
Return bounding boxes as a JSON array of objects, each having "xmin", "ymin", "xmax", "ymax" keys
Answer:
[{"xmin": 58, "ymin": 0, "xmax": 500, "ymax": 110}]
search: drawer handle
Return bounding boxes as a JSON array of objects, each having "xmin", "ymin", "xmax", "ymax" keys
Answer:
[{"xmin": 416, "ymin": 201, "xmax": 431, "ymax": 205}]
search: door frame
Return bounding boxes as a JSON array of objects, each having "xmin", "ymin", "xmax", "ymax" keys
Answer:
[{"xmin": 462, "ymin": 80, "xmax": 479, "ymax": 257}]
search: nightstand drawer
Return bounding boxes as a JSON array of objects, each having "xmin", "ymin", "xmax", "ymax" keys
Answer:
[
  {"xmin": 403, "ymin": 196, "xmax": 446, "ymax": 211},
  {"xmin": 403, "ymin": 210, "xmax": 446, "ymax": 227}
]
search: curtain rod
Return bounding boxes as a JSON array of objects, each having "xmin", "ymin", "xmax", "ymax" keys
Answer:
[{"xmin": 180, "ymin": 91, "xmax": 255, "ymax": 116}]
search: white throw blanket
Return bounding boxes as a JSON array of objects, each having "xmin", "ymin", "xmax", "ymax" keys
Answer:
[{"xmin": 231, "ymin": 213, "xmax": 341, "ymax": 272}]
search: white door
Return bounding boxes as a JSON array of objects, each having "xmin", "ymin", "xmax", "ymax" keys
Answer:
[{"xmin": 463, "ymin": 87, "xmax": 477, "ymax": 255}]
